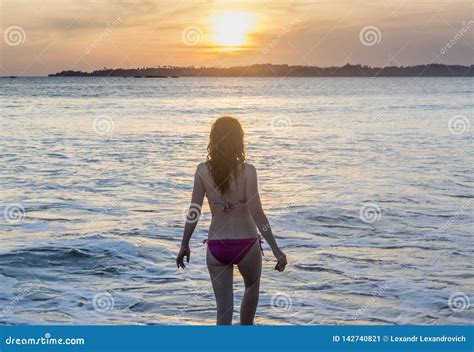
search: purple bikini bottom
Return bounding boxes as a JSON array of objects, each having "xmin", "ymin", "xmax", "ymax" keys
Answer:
[{"xmin": 205, "ymin": 237, "xmax": 263, "ymax": 265}]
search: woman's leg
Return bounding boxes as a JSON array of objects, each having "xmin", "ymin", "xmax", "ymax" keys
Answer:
[
  {"xmin": 237, "ymin": 241, "xmax": 262, "ymax": 325},
  {"xmin": 206, "ymin": 248, "xmax": 234, "ymax": 325}
]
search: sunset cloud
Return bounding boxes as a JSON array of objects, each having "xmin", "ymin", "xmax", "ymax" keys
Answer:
[{"xmin": 1, "ymin": 0, "xmax": 472, "ymax": 75}]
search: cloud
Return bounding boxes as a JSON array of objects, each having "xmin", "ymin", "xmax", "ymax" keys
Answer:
[{"xmin": 0, "ymin": 0, "xmax": 472, "ymax": 75}]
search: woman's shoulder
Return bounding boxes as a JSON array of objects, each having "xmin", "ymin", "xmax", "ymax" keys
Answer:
[
  {"xmin": 195, "ymin": 161, "xmax": 209, "ymax": 176},
  {"xmin": 240, "ymin": 163, "xmax": 257, "ymax": 186},
  {"xmin": 242, "ymin": 162, "xmax": 257, "ymax": 175}
]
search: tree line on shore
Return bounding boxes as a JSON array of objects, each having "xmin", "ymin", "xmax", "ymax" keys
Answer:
[{"xmin": 49, "ymin": 63, "xmax": 473, "ymax": 77}]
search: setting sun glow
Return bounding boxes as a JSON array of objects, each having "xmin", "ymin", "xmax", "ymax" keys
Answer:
[{"xmin": 211, "ymin": 12, "xmax": 256, "ymax": 47}]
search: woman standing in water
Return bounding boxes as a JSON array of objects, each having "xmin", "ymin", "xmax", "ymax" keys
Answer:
[{"xmin": 176, "ymin": 116, "xmax": 287, "ymax": 325}]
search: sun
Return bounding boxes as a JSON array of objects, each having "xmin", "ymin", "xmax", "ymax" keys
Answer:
[{"xmin": 211, "ymin": 11, "xmax": 256, "ymax": 47}]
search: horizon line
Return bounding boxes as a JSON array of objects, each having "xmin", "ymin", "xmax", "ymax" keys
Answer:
[{"xmin": 2, "ymin": 62, "xmax": 473, "ymax": 78}]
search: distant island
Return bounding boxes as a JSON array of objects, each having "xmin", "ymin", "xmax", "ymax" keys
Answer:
[{"xmin": 49, "ymin": 63, "xmax": 473, "ymax": 77}]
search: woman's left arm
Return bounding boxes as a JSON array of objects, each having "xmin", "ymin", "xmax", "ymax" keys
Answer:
[{"xmin": 176, "ymin": 165, "xmax": 205, "ymax": 268}]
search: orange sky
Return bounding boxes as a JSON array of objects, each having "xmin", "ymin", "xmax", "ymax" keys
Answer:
[{"xmin": 1, "ymin": 0, "xmax": 472, "ymax": 76}]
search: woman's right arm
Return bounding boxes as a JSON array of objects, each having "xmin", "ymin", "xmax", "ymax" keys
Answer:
[{"xmin": 246, "ymin": 164, "xmax": 287, "ymax": 271}]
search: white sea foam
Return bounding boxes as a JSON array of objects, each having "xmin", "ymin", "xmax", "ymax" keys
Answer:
[{"xmin": 0, "ymin": 77, "xmax": 472, "ymax": 325}]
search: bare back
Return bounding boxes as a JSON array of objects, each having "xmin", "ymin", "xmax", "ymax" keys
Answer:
[
  {"xmin": 196, "ymin": 162, "xmax": 258, "ymax": 240},
  {"xmin": 177, "ymin": 117, "xmax": 287, "ymax": 325}
]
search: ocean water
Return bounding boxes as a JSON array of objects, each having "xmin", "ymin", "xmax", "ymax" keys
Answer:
[{"xmin": 0, "ymin": 77, "xmax": 472, "ymax": 325}]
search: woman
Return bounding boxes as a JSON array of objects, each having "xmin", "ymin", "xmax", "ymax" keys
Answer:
[{"xmin": 176, "ymin": 116, "xmax": 287, "ymax": 325}]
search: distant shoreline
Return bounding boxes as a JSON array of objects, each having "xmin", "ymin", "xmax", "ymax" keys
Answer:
[{"xmin": 45, "ymin": 63, "xmax": 473, "ymax": 78}]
